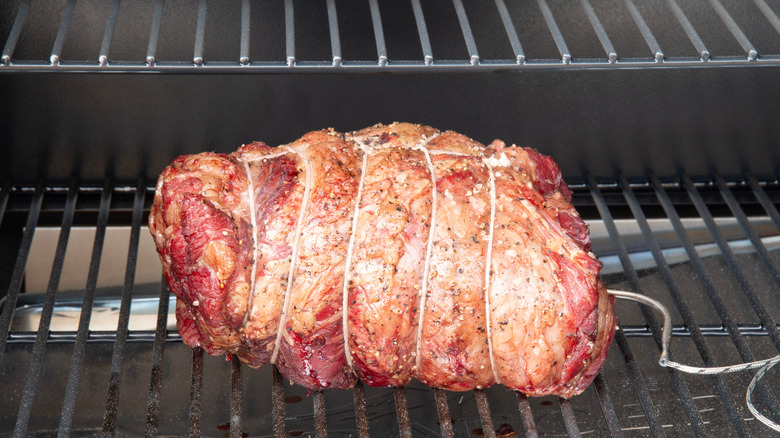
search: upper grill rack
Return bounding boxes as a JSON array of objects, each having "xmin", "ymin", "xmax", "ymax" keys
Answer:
[
  {"xmin": 3, "ymin": 0, "xmax": 780, "ymax": 73},
  {"xmin": 1, "ymin": 175, "xmax": 780, "ymax": 436}
]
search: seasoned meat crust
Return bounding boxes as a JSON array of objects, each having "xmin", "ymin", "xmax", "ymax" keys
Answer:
[{"xmin": 149, "ymin": 122, "xmax": 617, "ymax": 398}]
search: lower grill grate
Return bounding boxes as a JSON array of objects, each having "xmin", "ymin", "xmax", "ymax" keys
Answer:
[{"xmin": 1, "ymin": 174, "xmax": 779, "ymax": 437}]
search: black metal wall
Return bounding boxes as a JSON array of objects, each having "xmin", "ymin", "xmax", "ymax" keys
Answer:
[{"xmin": 2, "ymin": 67, "xmax": 780, "ymax": 186}]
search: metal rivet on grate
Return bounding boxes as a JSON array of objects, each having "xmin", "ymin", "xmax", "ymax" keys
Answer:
[
  {"xmin": 145, "ymin": 0, "xmax": 164, "ymax": 66},
  {"xmin": 367, "ymin": 0, "xmax": 388, "ymax": 66}
]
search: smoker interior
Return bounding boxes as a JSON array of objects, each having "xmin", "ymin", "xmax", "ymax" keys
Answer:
[{"xmin": 2, "ymin": 0, "xmax": 780, "ymax": 437}]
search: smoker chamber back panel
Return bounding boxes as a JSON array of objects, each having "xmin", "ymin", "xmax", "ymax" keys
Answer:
[
  {"xmin": 2, "ymin": 0, "xmax": 780, "ymax": 437},
  {"xmin": 3, "ymin": 70, "xmax": 780, "ymax": 186}
]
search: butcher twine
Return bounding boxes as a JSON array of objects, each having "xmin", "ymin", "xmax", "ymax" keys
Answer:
[
  {"xmin": 412, "ymin": 134, "xmax": 441, "ymax": 375},
  {"xmin": 339, "ymin": 135, "xmax": 506, "ymax": 384},
  {"xmin": 236, "ymin": 139, "xmax": 780, "ymax": 431},
  {"xmin": 271, "ymin": 145, "xmax": 313, "ymax": 365},
  {"xmin": 239, "ymin": 156, "xmax": 259, "ymax": 331},
  {"xmin": 341, "ymin": 142, "xmax": 368, "ymax": 371},
  {"xmin": 483, "ymin": 162, "xmax": 499, "ymax": 384},
  {"xmin": 240, "ymin": 148, "xmax": 297, "ymax": 332},
  {"xmin": 607, "ymin": 289, "xmax": 780, "ymax": 432}
]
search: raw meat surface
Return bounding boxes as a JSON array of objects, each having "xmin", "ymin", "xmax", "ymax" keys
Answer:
[{"xmin": 149, "ymin": 123, "xmax": 617, "ymax": 397}]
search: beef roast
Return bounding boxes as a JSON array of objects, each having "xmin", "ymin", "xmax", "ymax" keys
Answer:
[{"xmin": 148, "ymin": 123, "xmax": 617, "ymax": 398}]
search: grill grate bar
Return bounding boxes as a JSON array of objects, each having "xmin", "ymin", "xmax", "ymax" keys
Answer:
[
  {"xmin": 620, "ymin": 176, "xmax": 748, "ymax": 437},
  {"xmin": 475, "ymin": 390, "xmax": 496, "ymax": 438},
  {"xmin": 682, "ymin": 174, "xmax": 780, "ymax": 421},
  {"xmin": 493, "ymin": 0, "xmax": 524, "ymax": 63},
  {"xmin": 145, "ymin": 0, "xmax": 164, "ymax": 65},
  {"xmin": 537, "ymin": 0, "xmax": 571, "ymax": 64},
  {"xmin": 410, "ymin": 0, "xmax": 433, "ymax": 65},
  {"xmin": 98, "ymin": 0, "xmax": 121, "ymax": 65},
  {"xmin": 0, "ymin": 181, "xmax": 43, "ymax": 365},
  {"xmin": 515, "ymin": 392, "xmax": 539, "ymax": 438},
  {"xmin": 747, "ymin": 173, "xmax": 780, "ymax": 229},
  {"xmin": 434, "ymin": 388, "xmax": 454, "ymax": 438},
  {"xmin": 580, "ymin": 0, "xmax": 617, "ymax": 62},
  {"xmin": 50, "ymin": 0, "xmax": 77, "ymax": 65},
  {"xmin": 754, "ymin": 0, "xmax": 780, "ymax": 37},
  {"xmin": 231, "ymin": 356, "xmax": 243, "ymax": 438},
  {"xmin": 651, "ymin": 175, "xmax": 780, "ymax": 415},
  {"xmin": 624, "ymin": 0, "xmax": 663, "ymax": 61},
  {"xmin": 5, "ymin": 1, "xmax": 780, "ymax": 72},
  {"xmin": 351, "ymin": 381, "xmax": 370, "ymax": 438},
  {"xmin": 13, "ymin": 181, "xmax": 77, "ymax": 438},
  {"xmin": 393, "ymin": 387, "xmax": 413, "ymax": 438},
  {"xmin": 9, "ymin": 58, "xmax": 780, "ymax": 72},
  {"xmin": 188, "ymin": 348, "xmax": 204, "ymax": 437},
  {"xmin": 285, "ymin": 0, "xmax": 295, "ymax": 65},
  {"xmin": 240, "ymin": 0, "xmax": 250, "ymax": 65},
  {"xmin": 452, "ymin": 0, "xmax": 479, "ymax": 64},
  {"xmin": 193, "ymin": 0, "xmax": 207, "ymax": 65},
  {"xmin": 0, "ymin": 182, "xmax": 8, "ymax": 230},
  {"xmin": 589, "ymin": 178, "xmax": 668, "ymax": 437},
  {"xmin": 313, "ymin": 390, "xmax": 327, "ymax": 438},
  {"xmin": 558, "ymin": 397, "xmax": 581, "ymax": 437},
  {"xmin": 57, "ymin": 179, "xmax": 112, "ymax": 437},
  {"xmin": 1, "ymin": 0, "xmax": 30, "ymax": 64},
  {"xmin": 682, "ymin": 174, "xmax": 780, "ymax": 347},
  {"xmin": 102, "ymin": 180, "xmax": 145, "ymax": 435},
  {"xmin": 707, "ymin": 0, "xmax": 757, "ymax": 60},
  {"xmin": 593, "ymin": 374, "xmax": 624, "ymax": 437},
  {"xmin": 596, "ymin": 177, "xmax": 713, "ymax": 433},
  {"xmin": 367, "ymin": 0, "xmax": 387, "ymax": 65},
  {"xmin": 145, "ymin": 277, "xmax": 171, "ymax": 436},
  {"xmin": 666, "ymin": 0, "xmax": 710, "ymax": 60},
  {"xmin": 612, "ymin": 329, "xmax": 665, "ymax": 437},
  {"xmin": 715, "ymin": 174, "xmax": 780, "ymax": 290},
  {"xmin": 326, "ymin": 0, "xmax": 341, "ymax": 66},
  {"xmin": 272, "ymin": 365, "xmax": 285, "ymax": 437}
]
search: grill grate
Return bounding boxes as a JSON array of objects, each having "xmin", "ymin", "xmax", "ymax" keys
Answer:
[
  {"xmin": 1, "ymin": 176, "xmax": 780, "ymax": 436},
  {"xmin": 3, "ymin": 0, "xmax": 780, "ymax": 72}
]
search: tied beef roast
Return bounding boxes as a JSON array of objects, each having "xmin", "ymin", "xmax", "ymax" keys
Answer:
[{"xmin": 149, "ymin": 123, "xmax": 617, "ymax": 398}]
